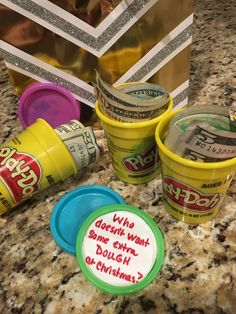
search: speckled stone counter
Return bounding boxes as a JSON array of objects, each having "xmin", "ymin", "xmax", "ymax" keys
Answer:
[{"xmin": 0, "ymin": 0, "xmax": 236, "ymax": 313}]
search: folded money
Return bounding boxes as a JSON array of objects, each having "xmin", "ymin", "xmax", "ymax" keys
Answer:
[
  {"xmin": 175, "ymin": 146, "xmax": 228, "ymax": 163},
  {"xmin": 55, "ymin": 120, "xmax": 100, "ymax": 170},
  {"xmin": 55, "ymin": 120, "xmax": 84, "ymax": 135},
  {"xmin": 175, "ymin": 122, "xmax": 236, "ymax": 160},
  {"xmin": 169, "ymin": 105, "xmax": 236, "ymax": 132},
  {"xmin": 165, "ymin": 105, "xmax": 236, "ymax": 163},
  {"xmin": 96, "ymin": 87, "xmax": 168, "ymax": 122},
  {"xmin": 94, "ymin": 72, "xmax": 170, "ymax": 122}
]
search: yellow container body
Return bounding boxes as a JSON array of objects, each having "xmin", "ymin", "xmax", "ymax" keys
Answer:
[
  {"xmin": 0, "ymin": 119, "xmax": 76, "ymax": 215},
  {"xmin": 96, "ymin": 97, "xmax": 173, "ymax": 184},
  {"xmin": 155, "ymin": 111, "xmax": 236, "ymax": 224}
]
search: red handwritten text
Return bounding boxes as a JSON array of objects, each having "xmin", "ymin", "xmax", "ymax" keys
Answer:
[
  {"xmin": 112, "ymin": 213, "xmax": 135, "ymax": 228},
  {"xmin": 96, "ymin": 262, "xmax": 137, "ymax": 283},
  {"xmin": 95, "ymin": 219, "xmax": 125, "ymax": 236},
  {"xmin": 96, "ymin": 244, "xmax": 131, "ymax": 265},
  {"xmin": 113, "ymin": 240, "xmax": 138, "ymax": 256},
  {"xmin": 88, "ymin": 229, "xmax": 110, "ymax": 244},
  {"xmin": 127, "ymin": 233, "xmax": 150, "ymax": 247}
]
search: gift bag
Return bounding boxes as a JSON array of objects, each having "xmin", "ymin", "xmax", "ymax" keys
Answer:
[{"xmin": 0, "ymin": 0, "xmax": 193, "ymax": 114}]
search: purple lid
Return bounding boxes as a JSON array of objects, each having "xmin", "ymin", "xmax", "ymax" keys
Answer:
[{"xmin": 18, "ymin": 82, "xmax": 81, "ymax": 128}]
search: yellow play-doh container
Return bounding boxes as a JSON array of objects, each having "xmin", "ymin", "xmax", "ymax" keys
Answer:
[
  {"xmin": 155, "ymin": 111, "xmax": 236, "ymax": 224},
  {"xmin": 0, "ymin": 118, "xmax": 77, "ymax": 215},
  {"xmin": 96, "ymin": 97, "xmax": 173, "ymax": 184}
]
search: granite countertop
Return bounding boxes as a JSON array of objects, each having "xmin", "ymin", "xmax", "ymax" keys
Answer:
[{"xmin": 0, "ymin": 0, "xmax": 236, "ymax": 313}]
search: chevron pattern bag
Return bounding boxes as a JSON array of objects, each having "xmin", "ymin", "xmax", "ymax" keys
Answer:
[{"xmin": 0, "ymin": 0, "xmax": 193, "ymax": 116}]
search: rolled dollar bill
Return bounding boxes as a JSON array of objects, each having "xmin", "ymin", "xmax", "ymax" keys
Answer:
[
  {"xmin": 55, "ymin": 120, "xmax": 84, "ymax": 136},
  {"xmin": 94, "ymin": 72, "xmax": 170, "ymax": 122},
  {"xmin": 182, "ymin": 123, "xmax": 236, "ymax": 157},
  {"xmin": 56, "ymin": 120, "xmax": 100, "ymax": 170},
  {"xmin": 96, "ymin": 72, "xmax": 169, "ymax": 108},
  {"xmin": 176, "ymin": 146, "xmax": 228, "ymax": 163},
  {"xmin": 169, "ymin": 105, "xmax": 236, "ymax": 132},
  {"xmin": 116, "ymin": 82, "xmax": 169, "ymax": 106},
  {"xmin": 165, "ymin": 108, "xmax": 236, "ymax": 162},
  {"xmin": 165, "ymin": 116, "xmax": 235, "ymax": 151},
  {"xmin": 62, "ymin": 127, "xmax": 100, "ymax": 170},
  {"xmin": 96, "ymin": 87, "xmax": 168, "ymax": 122},
  {"xmin": 173, "ymin": 114, "xmax": 232, "ymax": 132}
]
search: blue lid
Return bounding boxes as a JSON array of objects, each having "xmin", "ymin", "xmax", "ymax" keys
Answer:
[{"xmin": 50, "ymin": 185, "xmax": 125, "ymax": 255}]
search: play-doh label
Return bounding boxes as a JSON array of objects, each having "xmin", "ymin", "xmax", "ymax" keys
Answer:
[
  {"xmin": 0, "ymin": 146, "xmax": 42, "ymax": 204},
  {"xmin": 82, "ymin": 211, "xmax": 157, "ymax": 286},
  {"xmin": 123, "ymin": 144, "xmax": 159, "ymax": 173},
  {"xmin": 163, "ymin": 176, "xmax": 223, "ymax": 212}
]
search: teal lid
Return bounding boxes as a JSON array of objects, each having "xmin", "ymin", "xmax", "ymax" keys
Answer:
[
  {"xmin": 50, "ymin": 185, "xmax": 125, "ymax": 255},
  {"xmin": 76, "ymin": 204, "xmax": 165, "ymax": 295}
]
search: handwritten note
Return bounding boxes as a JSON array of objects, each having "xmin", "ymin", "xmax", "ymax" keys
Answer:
[{"xmin": 82, "ymin": 210, "xmax": 157, "ymax": 286}]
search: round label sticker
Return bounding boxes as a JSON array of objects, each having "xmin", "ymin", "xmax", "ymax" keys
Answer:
[{"xmin": 76, "ymin": 204, "xmax": 164, "ymax": 295}]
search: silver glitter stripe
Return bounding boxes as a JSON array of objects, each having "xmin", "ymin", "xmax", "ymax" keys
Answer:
[
  {"xmin": 0, "ymin": 48, "xmax": 96, "ymax": 105},
  {"xmin": 0, "ymin": 46, "xmax": 189, "ymax": 108},
  {"xmin": 96, "ymin": 0, "xmax": 149, "ymax": 50},
  {"xmin": 6, "ymin": 0, "xmax": 151, "ymax": 51},
  {"xmin": 172, "ymin": 87, "xmax": 189, "ymax": 107},
  {"xmin": 127, "ymin": 26, "xmax": 192, "ymax": 82}
]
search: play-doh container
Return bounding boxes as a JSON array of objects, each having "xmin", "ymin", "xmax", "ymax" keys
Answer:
[
  {"xmin": 0, "ymin": 118, "xmax": 77, "ymax": 214},
  {"xmin": 155, "ymin": 111, "xmax": 236, "ymax": 224},
  {"xmin": 96, "ymin": 97, "xmax": 173, "ymax": 184}
]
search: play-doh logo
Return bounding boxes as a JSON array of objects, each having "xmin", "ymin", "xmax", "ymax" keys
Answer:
[
  {"xmin": 0, "ymin": 146, "xmax": 42, "ymax": 204},
  {"xmin": 123, "ymin": 144, "xmax": 159, "ymax": 173},
  {"xmin": 163, "ymin": 176, "xmax": 223, "ymax": 212}
]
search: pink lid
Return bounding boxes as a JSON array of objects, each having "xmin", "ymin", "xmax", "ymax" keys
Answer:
[{"xmin": 18, "ymin": 82, "xmax": 81, "ymax": 128}]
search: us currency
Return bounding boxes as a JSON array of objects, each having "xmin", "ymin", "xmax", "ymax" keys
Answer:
[
  {"xmin": 173, "ymin": 114, "xmax": 233, "ymax": 132},
  {"xmin": 117, "ymin": 82, "xmax": 169, "ymax": 104},
  {"xmin": 96, "ymin": 72, "xmax": 169, "ymax": 108},
  {"xmin": 164, "ymin": 118, "xmax": 214, "ymax": 151},
  {"xmin": 177, "ymin": 146, "xmax": 228, "ymax": 162},
  {"xmin": 183, "ymin": 124, "xmax": 236, "ymax": 159},
  {"xmin": 94, "ymin": 72, "xmax": 169, "ymax": 121},
  {"xmin": 57, "ymin": 126, "xmax": 100, "ymax": 170},
  {"xmin": 165, "ymin": 117, "xmax": 234, "ymax": 150},
  {"xmin": 166, "ymin": 121, "xmax": 236, "ymax": 161},
  {"xmin": 96, "ymin": 86, "xmax": 167, "ymax": 122},
  {"xmin": 169, "ymin": 105, "xmax": 236, "ymax": 131},
  {"xmin": 55, "ymin": 120, "xmax": 84, "ymax": 137}
]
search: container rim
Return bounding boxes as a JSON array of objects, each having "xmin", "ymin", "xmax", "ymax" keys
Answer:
[{"xmin": 95, "ymin": 97, "xmax": 173, "ymax": 129}]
